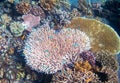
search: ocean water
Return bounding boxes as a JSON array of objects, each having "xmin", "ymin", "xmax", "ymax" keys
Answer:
[{"xmin": 0, "ymin": 0, "xmax": 120, "ymax": 83}]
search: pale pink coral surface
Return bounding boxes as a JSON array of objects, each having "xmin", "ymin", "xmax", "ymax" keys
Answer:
[
  {"xmin": 24, "ymin": 27, "xmax": 91, "ymax": 74},
  {"xmin": 22, "ymin": 14, "xmax": 40, "ymax": 31}
]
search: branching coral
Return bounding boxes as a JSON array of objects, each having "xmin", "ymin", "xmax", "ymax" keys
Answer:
[
  {"xmin": 30, "ymin": 6, "xmax": 45, "ymax": 19},
  {"xmin": 16, "ymin": 2, "xmax": 31, "ymax": 14},
  {"xmin": 52, "ymin": 61, "xmax": 97, "ymax": 83},
  {"xmin": 95, "ymin": 50, "xmax": 118, "ymax": 72},
  {"xmin": 65, "ymin": 17, "xmax": 120, "ymax": 54},
  {"xmin": 39, "ymin": 0, "xmax": 70, "ymax": 11},
  {"xmin": 79, "ymin": 50, "xmax": 96, "ymax": 65},
  {"xmin": 0, "ymin": 14, "xmax": 11, "ymax": 25},
  {"xmin": 0, "ymin": 28, "xmax": 12, "ymax": 56},
  {"xmin": 24, "ymin": 27, "xmax": 91, "ymax": 74}
]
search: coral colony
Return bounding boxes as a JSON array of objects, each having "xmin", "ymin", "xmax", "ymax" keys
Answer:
[
  {"xmin": 0, "ymin": 0, "xmax": 120, "ymax": 82},
  {"xmin": 24, "ymin": 27, "xmax": 91, "ymax": 74}
]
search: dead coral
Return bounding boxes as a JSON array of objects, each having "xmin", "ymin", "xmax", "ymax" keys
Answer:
[{"xmin": 65, "ymin": 17, "xmax": 120, "ymax": 54}]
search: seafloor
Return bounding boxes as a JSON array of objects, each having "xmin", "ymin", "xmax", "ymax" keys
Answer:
[{"xmin": 0, "ymin": 0, "xmax": 120, "ymax": 83}]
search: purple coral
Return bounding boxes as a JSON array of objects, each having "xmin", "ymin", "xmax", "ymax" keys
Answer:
[
  {"xmin": 79, "ymin": 50, "xmax": 96, "ymax": 65},
  {"xmin": 24, "ymin": 27, "xmax": 91, "ymax": 74},
  {"xmin": 22, "ymin": 14, "xmax": 41, "ymax": 32}
]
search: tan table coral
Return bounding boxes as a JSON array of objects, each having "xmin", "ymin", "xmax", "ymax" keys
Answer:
[{"xmin": 65, "ymin": 17, "xmax": 120, "ymax": 54}]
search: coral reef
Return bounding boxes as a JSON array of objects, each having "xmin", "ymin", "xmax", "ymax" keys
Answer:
[
  {"xmin": 16, "ymin": 2, "xmax": 31, "ymax": 14},
  {"xmin": 0, "ymin": 28, "xmax": 12, "ymax": 56},
  {"xmin": 52, "ymin": 61, "xmax": 97, "ymax": 83},
  {"xmin": 65, "ymin": 17, "xmax": 120, "ymax": 54},
  {"xmin": 30, "ymin": 6, "xmax": 45, "ymax": 19},
  {"xmin": 49, "ymin": 8, "xmax": 71, "ymax": 30},
  {"xmin": 79, "ymin": 50, "xmax": 96, "ymax": 65},
  {"xmin": 24, "ymin": 27, "xmax": 91, "ymax": 74},
  {"xmin": 9, "ymin": 21, "xmax": 25, "ymax": 37},
  {"xmin": 22, "ymin": 14, "xmax": 41, "ymax": 31},
  {"xmin": 39, "ymin": 0, "xmax": 70, "ymax": 11},
  {"xmin": 0, "ymin": 14, "xmax": 11, "ymax": 26},
  {"xmin": 94, "ymin": 66, "xmax": 118, "ymax": 83},
  {"xmin": 95, "ymin": 50, "xmax": 118, "ymax": 72}
]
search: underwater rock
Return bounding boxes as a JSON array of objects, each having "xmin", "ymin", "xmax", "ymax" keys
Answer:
[
  {"xmin": 65, "ymin": 17, "xmax": 120, "ymax": 54},
  {"xmin": 95, "ymin": 50, "xmax": 118, "ymax": 72},
  {"xmin": 9, "ymin": 21, "xmax": 25, "ymax": 37},
  {"xmin": 24, "ymin": 27, "xmax": 91, "ymax": 74}
]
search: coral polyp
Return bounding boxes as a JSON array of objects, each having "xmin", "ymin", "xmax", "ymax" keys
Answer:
[{"xmin": 24, "ymin": 27, "xmax": 91, "ymax": 74}]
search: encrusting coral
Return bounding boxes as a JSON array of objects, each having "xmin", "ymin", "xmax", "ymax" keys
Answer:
[{"xmin": 65, "ymin": 17, "xmax": 120, "ymax": 54}]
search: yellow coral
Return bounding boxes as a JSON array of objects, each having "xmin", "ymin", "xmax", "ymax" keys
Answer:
[
  {"xmin": 74, "ymin": 61, "xmax": 92, "ymax": 72},
  {"xmin": 65, "ymin": 17, "xmax": 120, "ymax": 54}
]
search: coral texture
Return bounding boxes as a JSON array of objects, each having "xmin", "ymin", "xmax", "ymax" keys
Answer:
[
  {"xmin": 16, "ymin": 2, "xmax": 31, "ymax": 14},
  {"xmin": 79, "ymin": 50, "xmax": 96, "ymax": 65},
  {"xmin": 0, "ymin": 28, "xmax": 12, "ymax": 56},
  {"xmin": 22, "ymin": 14, "xmax": 40, "ymax": 31},
  {"xmin": 65, "ymin": 17, "xmax": 120, "ymax": 54},
  {"xmin": 30, "ymin": 6, "xmax": 45, "ymax": 19},
  {"xmin": 24, "ymin": 27, "xmax": 91, "ymax": 74},
  {"xmin": 95, "ymin": 51, "xmax": 118, "ymax": 72},
  {"xmin": 9, "ymin": 21, "xmax": 25, "ymax": 37},
  {"xmin": 52, "ymin": 61, "xmax": 97, "ymax": 83}
]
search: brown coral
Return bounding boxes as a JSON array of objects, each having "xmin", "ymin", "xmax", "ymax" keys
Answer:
[
  {"xmin": 65, "ymin": 17, "xmax": 120, "ymax": 54},
  {"xmin": 39, "ymin": 0, "xmax": 70, "ymax": 11},
  {"xmin": 39, "ymin": 0, "xmax": 57, "ymax": 11},
  {"xmin": 95, "ymin": 50, "xmax": 118, "ymax": 72},
  {"xmin": 52, "ymin": 60, "xmax": 98, "ymax": 83},
  {"xmin": 52, "ymin": 67, "xmax": 97, "ymax": 83},
  {"xmin": 16, "ymin": 2, "xmax": 31, "ymax": 14}
]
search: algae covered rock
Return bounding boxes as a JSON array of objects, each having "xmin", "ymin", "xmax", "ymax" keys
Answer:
[{"xmin": 65, "ymin": 17, "xmax": 120, "ymax": 54}]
